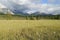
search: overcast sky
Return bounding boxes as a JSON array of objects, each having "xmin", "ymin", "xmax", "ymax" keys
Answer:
[{"xmin": 0, "ymin": 0, "xmax": 60, "ymax": 14}]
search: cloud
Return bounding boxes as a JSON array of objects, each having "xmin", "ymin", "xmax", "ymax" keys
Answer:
[
  {"xmin": 0, "ymin": 3, "xmax": 6, "ymax": 8},
  {"xmin": 0, "ymin": 0, "xmax": 60, "ymax": 14},
  {"xmin": 9, "ymin": 0, "xmax": 30, "ymax": 5}
]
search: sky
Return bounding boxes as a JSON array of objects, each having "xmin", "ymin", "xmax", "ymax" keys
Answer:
[{"xmin": 0, "ymin": 0, "xmax": 60, "ymax": 14}]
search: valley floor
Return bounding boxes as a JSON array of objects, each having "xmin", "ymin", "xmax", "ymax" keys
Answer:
[{"xmin": 0, "ymin": 20, "xmax": 60, "ymax": 40}]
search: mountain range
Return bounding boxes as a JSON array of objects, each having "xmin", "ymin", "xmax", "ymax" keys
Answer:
[
  {"xmin": 0, "ymin": 8, "xmax": 60, "ymax": 16},
  {"xmin": 0, "ymin": 0, "xmax": 60, "ymax": 15}
]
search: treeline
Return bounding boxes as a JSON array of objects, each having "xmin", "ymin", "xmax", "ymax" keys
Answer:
[
  {"xmin": 24, "ymin": 15, "xmax": 60, "ymax": 20},
  {"xmin": 0, "ymin": 13, "xmax": 60, "ymax": 20},
  {"xmin": 12, "ymin": 14, "xmax": 60, "ymax": 20}
]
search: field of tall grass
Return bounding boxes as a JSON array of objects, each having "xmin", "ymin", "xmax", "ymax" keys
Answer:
[{"xmin": 0, "ymin": 20, "xmax": 60, "ymax": 40}]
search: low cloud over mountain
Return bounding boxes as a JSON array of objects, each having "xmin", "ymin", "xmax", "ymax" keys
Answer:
[{"xmin": 0, "ymin": 0, "xmax": 60, "ymax": 15}]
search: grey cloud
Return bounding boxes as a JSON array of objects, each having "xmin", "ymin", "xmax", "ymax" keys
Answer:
[{"xmin": 0, "ymin": 0, "xmax": 60, "ymax": 14}]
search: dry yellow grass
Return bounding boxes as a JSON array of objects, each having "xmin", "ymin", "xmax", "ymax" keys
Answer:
[{"xmin": 0, "ymin": 20, "xmax": 60, "ymax": 40}]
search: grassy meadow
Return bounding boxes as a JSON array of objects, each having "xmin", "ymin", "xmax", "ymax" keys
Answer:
[{"xmin": 0, "ymin": 20, "xmax": 60, "ymax": 40}]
